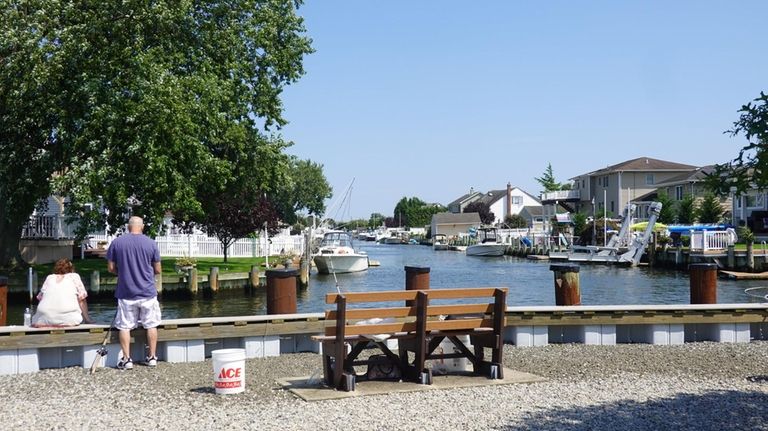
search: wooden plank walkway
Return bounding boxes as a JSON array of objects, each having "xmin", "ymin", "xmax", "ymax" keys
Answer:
[{"xmin": 719, "ymin": 270, "xmax": 768, "ymax": 280}]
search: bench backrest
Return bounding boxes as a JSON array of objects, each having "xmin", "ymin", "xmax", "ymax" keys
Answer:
[{"xmin": 324, "ymin": 288, "xmax": 508, "ymax": 337}]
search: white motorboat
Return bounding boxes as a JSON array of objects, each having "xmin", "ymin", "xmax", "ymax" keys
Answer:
[
  {"xmin": 466, "ymin": 227, "xmax": 507, "ymax": 257},
  {"xmin": 313, "ymin": 231, "xmax": 369, "ymax": 274},
  {"xmin": 433, "ymin": 234, "xmax": 449, "ymax": 251}
]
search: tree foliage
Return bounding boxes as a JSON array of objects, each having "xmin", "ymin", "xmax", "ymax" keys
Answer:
[
  {"xmin": 571, "ymin": 212, "xmax": 587, "ymax": 240},
  {"xmin": 393, "ymin": 197, "xmax": 446, "ymax": 228},
  {"xmin": 706, "ymin": 92, "xmax": 768, "ymax": 194},
  {"xmin": 272, "ymin": 158, "xmax": 333, "ymax": 226},
  {"xmin": 0, "ymin": 1, "xmax": 314, "ymax": 268},
  {"xmin": 504, "ymin": 214, "xmax": 527, "ymax": 229},
  {"xmin": 535, "ymin": 163, "xmax": 570, "ymax": 193},
  {"xmin": 464, "ymin": 201, "xmax": 495, "ymax": 225},
  {"xmin": 697, "ymin": 192, "xmax": 724, "ymax": 224},
  {"xmin": 202, "ymin": 191, "xmax": 278, "ymax": 262},
  {"xmin": 368, "ymin": 213, "xmax": 386, "ymax": 229},
  {"xmin": 676, "ymin": 195, "xmax": 698, "ymax": 224},
  {"xmin": 654, "ymin": 191, "xmax": 676, "ymax": 225}
]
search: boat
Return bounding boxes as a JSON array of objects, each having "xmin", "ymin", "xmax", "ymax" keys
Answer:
[
  {"xmin": 433, "ymin": 233, "xmax": 449, "ymax": 251},
  {"xmin": 313, "ymin": 231, "xmax": 369, "ymax": 274},
  {"xmin": 382, "ymin": 231, "xmax": 403, "ymax": 244},
  {"xmin": 466, "ymin": 227, "xmax": 507, "ymax": 257}
]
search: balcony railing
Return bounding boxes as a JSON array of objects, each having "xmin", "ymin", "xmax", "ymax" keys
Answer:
[
  {"xmin": 21, "ymin": 215, "xmax": 77, "ymax": 239},
  {"xmin": 540, "ymin": 190, "xmax": 580, "ymax": 202}
]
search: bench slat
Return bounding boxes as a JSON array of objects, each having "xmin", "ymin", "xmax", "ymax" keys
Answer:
[
  {"xmin": 326, "ymin": 287, "xmax": 507, "ymax": 304},
  {"xmin": 326, "ymin": 303, "xmax": 495, "ymax": 320},
  {"xmin": 425, "ymin": 318, "xmax": 496, "ymax": 332},
  {"xmin": 330, "ymin": 321, "xmax": 419, "ymax": 337}
]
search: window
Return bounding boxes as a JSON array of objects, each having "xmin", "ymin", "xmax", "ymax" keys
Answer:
[
  {"xmin": 675, "ymin": 186, "xmax": 684, "ymax": 201},
  {"xmin": 645, "ymin": 174, "xmax": 654, "ymax": 185},
  {"xmin": 610, "ymin": 201, "xmax": 614, "ymax": 213},
  {"xmin": 511, "ymin": 196, "xmax": 523, "ymax": 205},
  {"xmin": 603, "ymin": 176, "xmax": 609, "ymax": 187},
  {"xmin": 745, "ymin": 193, "xmax": 765, "ymax": 208}
]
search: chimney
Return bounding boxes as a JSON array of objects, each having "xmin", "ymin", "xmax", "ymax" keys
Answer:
[{"xmin": 506, "ymin": 182, "xmax": 512, "ymax": 218}]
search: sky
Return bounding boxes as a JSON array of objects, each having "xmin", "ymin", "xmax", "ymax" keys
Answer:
[{"xmin": 279, "ymin": 1, "xmax": 768, "ymax": 221}]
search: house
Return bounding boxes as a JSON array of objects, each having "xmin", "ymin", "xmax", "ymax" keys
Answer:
[
  {"xmin": 567, "ymin": 156, "xmax": 698, "ymax": 219},
  {"xmin": 517, "ymin": 206, "xmax": 546, "ymax": 231},
  {"xmin": 447, "ymin": 188, "xmax": 483, "ymax": 213},
  {"xmin": 448, "ymin": 184, "xmax": 542, "ymax": 225},
  {"xmin": 430, "ymin": 212, "xmax": 481, "ymax": 238}
]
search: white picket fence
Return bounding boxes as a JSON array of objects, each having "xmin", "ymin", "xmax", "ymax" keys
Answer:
[
  {"xmin": 84, "ymin": 233, "xmax": 305, "ymax": 258},
  {"xmin": 689, "ymin": 229, "xmax": 737, "ymax": 252}
]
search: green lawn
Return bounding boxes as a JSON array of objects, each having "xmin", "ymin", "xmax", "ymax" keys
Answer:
[{"xmin": 31, "ymin": 256, "xmax": 268, "ymax": 276}]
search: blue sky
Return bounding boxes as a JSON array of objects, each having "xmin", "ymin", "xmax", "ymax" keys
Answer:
[{"xmin": 280, "ymin": 1, "xmax": 767, "ymax": 220}]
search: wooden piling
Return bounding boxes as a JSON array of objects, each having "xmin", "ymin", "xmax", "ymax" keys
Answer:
[
  {"xmin": 266, "ymin": 269, "xmax": 297, "ymax": 314},
  {"xmin": 727, "ymin": 245, "xmax": 735, "ymax": 269},
  {"xmin": 689, "ymin": 263, "xmax": 717, "ymax": 304},
  {"xmin": 187, "ymin": 268, "xmax": 198, "ymax": 295},
  {"xmin": 249, "ymin": 265, "xmax": 260, "ymax": 289},
  {"xmin": 298, "ymin": 257, "xmax": 309, "ymax": 289},
  {"xmin": 209, "ymin": 267, "xmax": 219, "ymax": 292},
  {"xmin": 0, "ymin": 276, "xmax": 7, "ymax": 326},
  {"xmin": 404, "ymin": 266, "xmax": 430, "ymax": 306},
  {"xmin": 550, "ymin": 263, "xmax": 581, "ymax": 306}
]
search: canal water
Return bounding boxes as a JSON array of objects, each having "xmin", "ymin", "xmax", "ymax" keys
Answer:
[{"xmin": 6, "ymin": 243, "xmax": 768, "ymax": 324}]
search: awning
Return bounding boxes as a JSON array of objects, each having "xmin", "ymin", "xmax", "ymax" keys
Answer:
[{"xmin": 555, "ymin": 213, "xmax": 571, "ymax": 223}]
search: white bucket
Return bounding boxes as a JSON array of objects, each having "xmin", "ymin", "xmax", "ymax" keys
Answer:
[{"xmin": 212, "ymin": 348, "xmax": 246, "ymax": 394}]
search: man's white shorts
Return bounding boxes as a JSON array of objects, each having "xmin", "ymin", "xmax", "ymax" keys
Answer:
[{"xmin": 115, "ymin": 297, "xmax": 162, "ymax": 330}]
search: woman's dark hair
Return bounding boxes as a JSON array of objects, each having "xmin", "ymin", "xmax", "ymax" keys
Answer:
[{"xmin": 53, "ymin": 258, "xmax": 75, "ymax": 275}]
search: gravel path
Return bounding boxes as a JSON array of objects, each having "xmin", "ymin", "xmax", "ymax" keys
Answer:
[{"xmin": 2, "ymin": 342, "xmax": 767, "ymax": 430}]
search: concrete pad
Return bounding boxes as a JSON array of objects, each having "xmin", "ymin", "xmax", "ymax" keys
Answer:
[{"xmin": 277, "ymin": 368, "xmax": 546, "ymax": 402}]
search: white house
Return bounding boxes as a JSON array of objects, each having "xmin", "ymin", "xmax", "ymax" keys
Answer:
[{"xmin": 477, "ymin": 183, "xmax": 542, "ymax": 225}]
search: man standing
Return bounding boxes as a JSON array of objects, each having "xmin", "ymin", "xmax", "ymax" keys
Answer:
[{"xmin": 107, "ymin": 216, "xmax": 162, "ymax": 370}]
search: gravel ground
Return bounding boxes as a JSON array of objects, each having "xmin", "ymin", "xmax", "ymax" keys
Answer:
[{"xmin": 2, "ymin": 342, "xmax": 767, "ymax": 430}]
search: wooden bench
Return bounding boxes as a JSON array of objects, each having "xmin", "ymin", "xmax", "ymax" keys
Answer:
[{"xmin": 312, "ymin": 287, "xmax": 507, "ymax": 391}]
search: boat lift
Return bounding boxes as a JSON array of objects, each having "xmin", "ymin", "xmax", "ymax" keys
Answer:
[{"xmin": 550, "ymin": 202, "xmax": 663, "ymax": 266}]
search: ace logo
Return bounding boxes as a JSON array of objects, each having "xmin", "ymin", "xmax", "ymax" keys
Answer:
[{"xmin": 218, "ymin": 367, "xmax": 242, "ymax": 379}]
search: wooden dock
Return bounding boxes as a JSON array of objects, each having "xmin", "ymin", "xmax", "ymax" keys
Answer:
[{"xmin": 719, "ymin": 270, "xmax": 768, "ymax": 280}]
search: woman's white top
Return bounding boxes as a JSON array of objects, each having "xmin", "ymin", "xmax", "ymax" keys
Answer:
[{"xmin": 32, "ymin": 273, "xmax": 87, "ymax": 327}]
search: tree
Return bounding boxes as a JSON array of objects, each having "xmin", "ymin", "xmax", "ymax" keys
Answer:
[
  {"xmin": 202, "ymin": 191, "xmax": 278, "ymax": 262},
  {"xmin": 368, "ymin": 213, "xmax": 386, "ymax": 229},
  {"xmin": 464, "ymin": 201, "xmax": 495, "ymax": 225},
  {"xmin": 272, "ymin": 158, "xmax": 333, "ymax": 226},
  {"xmin": 655, "ymin": 191, "xmax": 676, "ymax": 225},
  {"xmin": 0, "ymin": 1, "xmax": 313, "ymax": 268},
  {"xmin": 571, "ymin": 212, "xmax": 588, "ymax": 240},
  {"xmin": 393, "ymin": 197, "xmax": 446, "ymax": 228},
  {"xmin": 706, "ymin": 92, "xmax": 768, "ymax": 194},
  {"xmin": 504, "ymin": 214, "xmax": 527, "ymax": 228},
  {"xmin": 676, "ymin": 195, "xmax": 698, "ymax": 224},
  {"xmin": 535, "ymin": 163, "xmax": 571, "ymax": 193},
  {"xmin": 698, "ymin": 192, "xmax": 724, "ymax": 224}
]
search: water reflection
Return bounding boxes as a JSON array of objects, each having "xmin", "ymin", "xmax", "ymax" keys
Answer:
[{"xmin": 5, "ymin": 243, "xmax": 767, "ymax": 323}]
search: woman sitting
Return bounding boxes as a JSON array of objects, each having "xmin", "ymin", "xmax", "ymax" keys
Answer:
[{"xmin": 32, "ymin": 258, "xmax": 94, "ymax": 327}]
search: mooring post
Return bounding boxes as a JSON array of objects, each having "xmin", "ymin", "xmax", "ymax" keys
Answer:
[
  {"xmin": 90, "ymin": 270, "xmax": 100, "ymax": 295},
  {"xmin": 209, "ymin": 267, "xmax": 219, "ymax": 292},
  {"xmin": 689, "ymin": 263, "xmax": 717, "ymax": 304},
  {"xmin": 187, "ymin": 268, "xmax": 198, "ymax": 295},
  {"xmin": 266, "ymin": 269, "xmax": 298, "ymax": 314},
  {"xmin": 298, "ymin": 257, "xmax": 309, "ymax": 289},
  {"xmin": 727, "ymin": 245, "xmax": 735, "ymax": 269},
  {"xmin": 550, "ymin": 263, "xmax": 581, "ymax": 306},
  {"xmin": 648, "ymin": 233, "xmax": 656, "ymax": 267},
  {"xmin": 405, "ymin": 266, "xmax": 430, "ymax": 306},
  {"xmin": 249, "ymin": 265, "xmax": 260, "ymax": 289},
  {"xmin": 0, "ymin": 275, "xmax": 8, "ymax": 326}
]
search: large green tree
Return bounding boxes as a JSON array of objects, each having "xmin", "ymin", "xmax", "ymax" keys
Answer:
[
  {"xmin": 698, "ymin": 192, "xmax": 724, "ymax": 224},
  {"xmin": 535, "ymin": 163, "xmax": 571, "ymax": 193},
  {"xmin": 0, "ymin": 1, "xmax": 313, "ymax": 268},
  {"xmin": 655, "ymin": 191, "xmax": 676, "ymax": 224},
  {"xmin": 393, "ymin": 197, "xmax": 446, "ymax": 228},
  {"xmin": 676, "ymin": 194, "xmax": 698, "ymax": 224},
  {"xmin": 706, "ymin": 91, "xmax": 768, "ymax": 194}
]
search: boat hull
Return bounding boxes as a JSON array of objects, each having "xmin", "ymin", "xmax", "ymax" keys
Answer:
[
  {"xmin": 466, "ymin": 243, "xmax": 507, "ymax": 257},
  {"xmin": 313, "ymin": 254, "xmax": 369, "ymax": 274}
]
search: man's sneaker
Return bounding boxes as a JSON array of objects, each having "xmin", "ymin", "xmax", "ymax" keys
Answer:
[
  {"xmin": 117, "ymin": 357, "xmax": 133, "ymax": 370},
  {"xmin": 145, "ymin": 356, "xmax": 158, "ymax": 367}
]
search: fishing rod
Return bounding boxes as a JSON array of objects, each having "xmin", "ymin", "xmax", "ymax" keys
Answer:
[{"xmin": 89, "ymin": 310, "xmax": 118, "ymax": 374}]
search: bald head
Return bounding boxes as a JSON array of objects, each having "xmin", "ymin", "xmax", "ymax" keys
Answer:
[{"xmin": 128, "ymin": 216, "xmax": 145, "ymax": 234}]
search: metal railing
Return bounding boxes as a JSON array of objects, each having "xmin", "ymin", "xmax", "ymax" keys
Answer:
[{"xmin": 540, "ymin": 190, "xmax": 580, "ymax": 202}]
